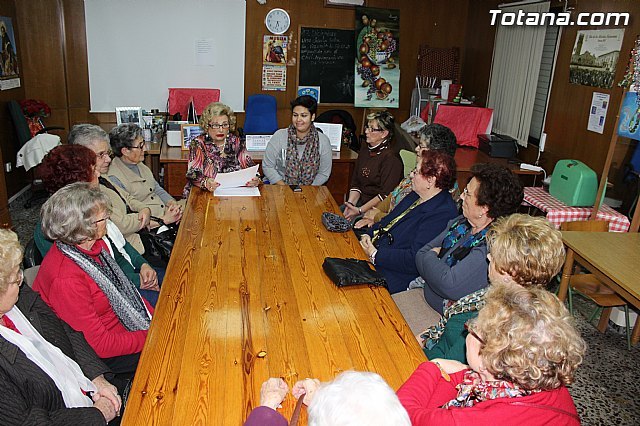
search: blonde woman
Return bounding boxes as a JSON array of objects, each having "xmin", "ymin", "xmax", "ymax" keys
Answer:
[{"xmin": 183, "ymin": 102, "xmax": 259, "ymax": 197}]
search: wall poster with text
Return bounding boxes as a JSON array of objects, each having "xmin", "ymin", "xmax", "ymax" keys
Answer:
[
  {"xmin": 354, "ymin": 7, "xmax": 399, "ymax": 108},
  {"xmin": 569, "ymin": 29, "xmax": 624, "ymax": 89},
  {"xmin": 262, "ymin": 35, "xmax": 288, "ymax": 91}
]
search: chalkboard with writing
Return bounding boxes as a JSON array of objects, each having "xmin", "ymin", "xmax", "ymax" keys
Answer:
[{"xmin": 298, "ymin": 27, "xmax": 355, "ymax": 104}]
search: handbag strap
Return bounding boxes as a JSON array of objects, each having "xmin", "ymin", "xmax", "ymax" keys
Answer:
[
  {"xmin": 289, "ymin": 393, "xmax": 306, "ymax": 426},
  {"xmin": 506, "ymin": 401, "xmax": 580, "ymax": 421}
]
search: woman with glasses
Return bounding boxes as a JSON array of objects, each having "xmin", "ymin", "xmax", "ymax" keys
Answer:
[
  {"xmin": 398, "ymin": 281, "xmax": 585, "ymax": 425},
  {"xmin": 343, "ymin": 111, "xmax": 403, "ymax": 221},
  {"xmin": 183, "ymin": 102, "xmax": 259, "ymax": 198},
  {"xmin": 355, "ymin": 123, "xmax": 458, "ymax": 230},
  {"xmin": 35, "ymin": 182, "xmax": 153, "ymax": 383},
  {"xmin": 107, "ymin": 123, "xmax": 183, "ymax": 230},
  {"xmin": 418, "ymin": 213, "xmax": 565, "ymax": 364},
  {"xmin": 0, "ymin": 228, "xmax": 122, "ymax": 425},
  {"xmin": 359, "ymin": 150, "xmax": 458, "ymax": 293},
  {"xmin": 262, "ymin": 95, "xmax": 333, "ymax": 186}
]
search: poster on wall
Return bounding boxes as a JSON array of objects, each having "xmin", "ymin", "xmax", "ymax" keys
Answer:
[
  {"xmin": 262, "ymin": 35, "xmax": 288, "ymax": 91},
  {"xmin": 617, "ymin": 91, "xmax": 640, "ymax": 140},
  {"xmin": 0, "ymin": 16, "xmax": 20, "ymax": 90},
  {"xmin": 569, "ymin": 29, "xmax": 624, "ymax": 89},
  {"xmin": 354, "ymin": 7, "xmax": 399, "ymax": 108},
  {"xmin": 586, "ymin": 92, "xmax": 609, "ymax": 134}
]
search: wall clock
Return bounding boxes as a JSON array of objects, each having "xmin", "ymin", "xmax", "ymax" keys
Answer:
[{"xmin": 265, "ymin": 8, "xmax": 290, "ymax": 35}]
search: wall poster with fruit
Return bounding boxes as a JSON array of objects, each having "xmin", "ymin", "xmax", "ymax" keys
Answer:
[{"xmin": 354, "ymin": 7, "xmax": 399, "ymax": 108}]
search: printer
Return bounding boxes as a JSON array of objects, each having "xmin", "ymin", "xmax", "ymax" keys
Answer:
[
  {"xmin": 478, "ymin": 133, "xmax": 517, "ymax": 158},
  {"xmin": 549, "ymin": 159, "xmax": 598, "ymax": 206}
]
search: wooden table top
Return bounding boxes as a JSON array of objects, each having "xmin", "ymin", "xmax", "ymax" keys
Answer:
[
  {"xmin": 159, "ymin": 141, "xmax": 359, "ymax": 163},
  {"xmin": 561, "ymin": 231, "xmax": 640, "ymax": 306},
  {"xmin": 122, "ymin": 185, "xmax": 425, "ymax": 425}
]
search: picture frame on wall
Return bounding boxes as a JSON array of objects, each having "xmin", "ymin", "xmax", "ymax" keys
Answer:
[
  {"xmin": 324, "ymin": 0, "xmax": 366, "ymax": 8},
  {"xmin": 181, "ymin": 123, "xmax": 204, "ymax": 151},
  {"xmin": 115, "ymin": 107, "xmax": 143, "ymax": 127}
]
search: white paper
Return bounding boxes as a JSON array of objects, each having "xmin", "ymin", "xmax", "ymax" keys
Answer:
[
  {"xmin": 0, "ymin": 77, "xmax": 20, "ymax": 90},
  {"xmin": 214, "ymin": 187, "xmax": 261, "ymax": 197},
  {"xmin": 587, "ymin": 92, "xmax": 610, "ymax": 134},
  {"xmin": 195, "ymin": 38, "xmax": 215, "ymax": 66},
  {"xmin": 313, "ymin": 122, "xmax": 342, "ymax": 151},
  {"xmin": 214, "ymin": 164, "xmax": 259, "ymax": 189},
  {"xmin": 246, "ymin": 134, "xmax": 272, "ymax": 151}
]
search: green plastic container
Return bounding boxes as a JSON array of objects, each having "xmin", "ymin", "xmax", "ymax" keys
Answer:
[{"xmin": 549, "ymin": 159, "xmax": 598, "ymax": 206}]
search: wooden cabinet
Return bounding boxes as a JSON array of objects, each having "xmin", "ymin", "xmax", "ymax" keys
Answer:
[{"xmin": 160, "ymin": 142, "xmax": 358, "ymax": 204}]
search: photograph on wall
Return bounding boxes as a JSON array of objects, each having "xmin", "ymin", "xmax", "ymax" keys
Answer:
[
  {"xmin": 569, "ymin": 29, "xmax": 625, "ymax": 89},
  {"xmin": 354, "ymin": 7, "xmax": 400, "ymax": 108},
  {"xmin": 617, "ymin": 91, "xmax": 640, "ymax": 140},
  {"xmin": 263, "ymin": 35, "xmax": 288, "ymax": 65},
  {"xmin": 0, "ymin": 17, "xmax": 19, "ymax": 79}
]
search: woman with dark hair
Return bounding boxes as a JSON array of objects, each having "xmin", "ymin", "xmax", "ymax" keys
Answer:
[
  {"xmin": 262, "ymin": 95, "xmax": 333, "ymax": 186},
  {"xmin": 183, "ymin": 102, "xmax": 259, "ymax": 197},
  {"xmin": 343, "ymin": 110, "xmax": 403, "ymax": 221},
  {"xmin": 36, "ymin": 144, "xmax": 162, "ymax": 307},
  {"xmin": 359, "ymin": 150, "xmax": 458, "ymax": 293},
  {"xmin": 107, "ymin": 123, "xmax": 183, "ymax": 226},
  {"xmin": 415, "ymin": 163, "xmax": 524, "ymax": 312}
]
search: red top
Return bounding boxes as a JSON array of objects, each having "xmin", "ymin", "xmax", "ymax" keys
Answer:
[
  {"xmin": 33, "ymin": 239, "xmax": 153, "ymax": 358},
  {"xmin": 397, "ymin": 362, "xmax": 580, "ymax": 426}
]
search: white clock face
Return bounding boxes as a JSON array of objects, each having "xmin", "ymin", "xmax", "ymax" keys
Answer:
[{"xmin": 265, "ymin": 8, "xmax": 290, "ymax": 35}]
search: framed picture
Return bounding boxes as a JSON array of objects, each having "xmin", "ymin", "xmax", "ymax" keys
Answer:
[
  {"xmin": 181, "ymin": 123, "xmax": 204, "ymax": 151},
  {"xmin": 115, "ymin": 107, "xmax": 143, "ymax": 127},
  {"xmin": 324, "ymin": 0, "xmax": 366, "ymax": 8}
]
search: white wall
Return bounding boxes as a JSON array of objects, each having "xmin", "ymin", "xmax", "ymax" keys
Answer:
[{"xmin": 84, "ymin": 0, "xmax": 246, "ymax": 112}]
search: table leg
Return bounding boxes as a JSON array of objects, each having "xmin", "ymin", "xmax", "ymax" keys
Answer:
[{"xmin": 558, "ymin": 248, "xmax": 574, "ymax": 302}]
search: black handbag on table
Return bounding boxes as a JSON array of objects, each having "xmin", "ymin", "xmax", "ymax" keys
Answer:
[{"xmin": 322, "ymin": 257, "xmax": 387, "ymax": 288}]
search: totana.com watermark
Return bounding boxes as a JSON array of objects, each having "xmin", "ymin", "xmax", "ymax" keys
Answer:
[{"xmin": 490, "ymin": 10, "xmax": 630, "ymax": 26}]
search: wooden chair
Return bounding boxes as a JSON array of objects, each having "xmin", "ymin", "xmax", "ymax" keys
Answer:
[{"xmin": 561, "ymin": 220, "xmax": 632, "ymax": 350}]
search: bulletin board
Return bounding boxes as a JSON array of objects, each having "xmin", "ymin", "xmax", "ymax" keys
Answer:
[{"xmin": 297, "ymin": 26, "xmax": 355, "ymax": 105}]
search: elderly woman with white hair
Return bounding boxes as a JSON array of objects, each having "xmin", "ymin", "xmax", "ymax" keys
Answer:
[
  {"xmin": 0, "ymin": 228, "xmax": 121, "ymax": 425},
  {"xmin": 397, "ymin": 282, "xmax": 586, "ymax": 425},
  {"xmin": 34, "ymin": 183, "xmax": 153, "ymax": 381},
  {"xmin": 244, "ymin": 371, "xmax": 410, "ymax": 426}
]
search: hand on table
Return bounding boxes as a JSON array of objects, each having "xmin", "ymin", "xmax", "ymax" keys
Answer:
[
  {"xmin": 203, "ymin": 178, "xmax": 220, "ymax": 192},
  {"xmin": 343, "ymin": 203, "xmax": 360, "ymax": 220},
  {"xmin": 354, "ymin": 217, "xmax": 374, "ymax": 229},
  {"xmin": 260, "ymin": 378, "xmax": 289, "ymax": 410},
  {"xmin": 292, "ymin": 378, "xmax": 321, "ymax": 406},
  {"xmin": 246, "ymin": 177, "xmax": 261, "ymax": 187}
]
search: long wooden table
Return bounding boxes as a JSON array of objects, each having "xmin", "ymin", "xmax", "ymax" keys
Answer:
[
  {"xmin": 558, "ymin": 231, "xmax": 640, "ymax": 345},
  {"xmin": 122, "ymin": 185, "xmax": 426, "ymax": 425}
]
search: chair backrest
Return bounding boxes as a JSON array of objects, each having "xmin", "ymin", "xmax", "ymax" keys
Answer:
[
  {"xmin": 23, "ymin": 238, "xmax": 44, "ymax": 269},
  {"xmin": 7, "ymin": 100, "xmax": 31, "ymax": 148},
  {"xmin": 560, "ymin": 220, "xmax": 609, "ymax": 232},
  {"xmin": 243, "ymin": 94, "xmax": 278, "ymax": 135},
  {"xmin": 399, "ymin": 149, "xmax": 418, "ymax": 177}
]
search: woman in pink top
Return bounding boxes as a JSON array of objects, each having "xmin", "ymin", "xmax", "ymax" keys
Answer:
[{"xmin": 34, "ymin": 182, "xmax": 153, "ymax": 380}]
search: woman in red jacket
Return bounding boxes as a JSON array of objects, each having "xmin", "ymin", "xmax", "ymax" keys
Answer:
[
  {"xmin": 397, "ymin": 282, "xmax": 586, "ymax": 425},
  {"xmin": 34, "ymin": 182, "xmax": 153, "ymax": 380}
]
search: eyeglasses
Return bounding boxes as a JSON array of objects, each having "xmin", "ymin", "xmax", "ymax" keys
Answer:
[
  {"xmin": 93, "ymin": 214, "xmax": 110, "ymax": 225},
  {"xmin": 464, "ymin": 321, "xmax": 485, "ymax": 345},
  {"xmin": 364, "ymin": 126, "xmax": 384, "ymax": 133},
  {"xmin": 9, "ymin": 269, "xmax": 24, "ymax": 287},
  {"xmin": 209, "ymin": 122, "xmax": 230, "ymax": 130},
  {"xmin": 128, "ymin": 141, "xmax": 146, "ymax": 150},
  {"xmin": 462, "ymin": 186, "xmax": 474, "ymax": 198},
  {"xmin": 96, "ymin": 150, "xmax": 113, "ymax": 159}
]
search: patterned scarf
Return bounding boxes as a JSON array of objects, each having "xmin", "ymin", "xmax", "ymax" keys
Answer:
[
  {"xmin": 57, "ymin": 241, "xmax": 151, "ymax": 331},
  {"xmin": 389, "ymin": 176, "xmax": 413, "ymax": 211},
  {"xmin": 443, "ymin": 370, "xmax": 535, "ymax": 409},
  {"xmin": 438, "ymin": 219, "xmax": 489, "ymax": 267},
  {"xmin": 420, "ymin": 287, "xmax": 487, "ymax": 350},
  {"xmin": 284, "ymin": 124, "xmax": 321, "ymax": 185}
]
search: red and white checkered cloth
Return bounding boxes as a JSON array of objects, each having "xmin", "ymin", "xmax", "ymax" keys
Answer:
[{"xmin": 523, "ymin": 187, "xmax": 630, "ymax": 232}]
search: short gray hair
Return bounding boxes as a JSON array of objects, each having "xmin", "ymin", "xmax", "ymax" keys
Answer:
[
  {"xmin": 41, "ymin": 182, "xmax": 112, "ymax": 245},
  {"xmin": 109, "ymin": 123, "xmax": 143, "ymax": 157},
  {"xmin": 308, "ymin": 371, "xmax": 410, "ymax": 426},
  {"xmin": 68, "ymin": 124, "xmax": 109, "ymax": 147}
]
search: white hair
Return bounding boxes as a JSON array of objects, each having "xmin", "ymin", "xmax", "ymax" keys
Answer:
[{"xmin": 308, "ymin": 371, "xmax": 410, "ymax": 426}]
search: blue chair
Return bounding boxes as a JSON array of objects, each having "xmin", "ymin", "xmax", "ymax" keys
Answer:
[{"xmin": 242, "ymin": 94, "xmax": 278, "ymax": 135}]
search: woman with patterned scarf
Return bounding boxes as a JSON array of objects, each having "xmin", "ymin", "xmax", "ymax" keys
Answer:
[
  {"xmin": 262, "ymin": 95, "xmax": 333, "ymax": 186},
  {"xmin": 411, "ymin": 163, "xmax": 523, "ymax": 362},
  {"xmin": 397, "ymin": 282, "xmax": 585, "ymax": 425},
  {"xmin": 34, "ymin": 182, "xmax": 154, "ymax": 384}
]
